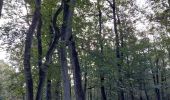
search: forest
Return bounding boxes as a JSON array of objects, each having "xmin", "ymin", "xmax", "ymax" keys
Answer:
[{"xmin": 0, "ymin": 0, "xmax": 170, "ymax": 100}]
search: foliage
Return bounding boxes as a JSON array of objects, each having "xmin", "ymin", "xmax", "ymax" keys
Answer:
[{"xmin": 0, "ymin": 0, "xmax": 170, "ymax": 99}]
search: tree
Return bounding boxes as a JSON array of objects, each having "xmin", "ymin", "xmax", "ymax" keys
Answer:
[{"xmin": 1, "ymin": 0, "xmax": 170, "ymax": 100}]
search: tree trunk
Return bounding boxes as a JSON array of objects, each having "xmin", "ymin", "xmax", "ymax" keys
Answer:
[
  {"xmin": 58, "ymin": 0, "xmax": 73, "ymax": 99},
  {"xmin": 60, "ymin": 0, "xmax": 84, "ymax": 99},
  {"xmin": 36, "ymin": 15, "xmax": 43, "ymax": 100},
  {"xmin": 84, "ymin": 71, "xmax": 87, "ymax": 100},
  {"xmin": 35, "ymin": 4, "xmax": 62, "ymax": 100},
  {"xmin": 97, "ymin": 2, "xmax": 107, "ymax": 100},
  {"xmin": 129, "ymin": 83, "xmax": 134, "ymax": 100},
  {"xmin": 36, "ymin": 64, "xmax": 48, "ymax": 100},
  {"xmin": 143, "ymin": 82, "xmax": 150, "ymax": 100},
  {"xmin": 153, "ymin": 59, "xmax": 161, "ymax": 100},
  {"xmin": 89, "ymin": 88, "xmax": 92, "ymax": 100},
  {"xmin": 59, "ymin": 44, "xmax": 71, "ymax": 100},
  {"xmin": 23, "ymin": 0, "xmax": 41, "ymax": 99},
  {"xmin": 107, "ymin": 0, "xmax": 125, "ymax": 100},
  {"xmin": 46, "ymin": 80, "xmax": 52, "ymax": 100},
  {"xmin": 153, "ymin": 73, "xmax": 160, "ymax": 100},
  {"xmin": 54, "ymin": 80, "xmax": 61, "ymax": 100},
  {"xmin": 69, "ymin": 39, "xmax": 85, "ymax": 100},
  {"xmin": 139, "ymin": 81, "xmax": 143, "ymax": 100},
  {"xmin": 101, "ymin": 76, "xmax": 107, "ymax": 100},
  {"xmin": 161, "ymin": 58, "xmax": 167, "ymax": 100}
]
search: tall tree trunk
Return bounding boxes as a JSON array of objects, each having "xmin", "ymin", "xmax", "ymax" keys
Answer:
[
  {"xmin": 58, "ymin": 0, "xmax": 73, "ymax": 99},
  {"xmin": 97, "ymin": 1, "xmax": 107, "ymax": 100},
  {"xmin": 69, "ymin": 39, "xmax": 85, "ymax": 100},
  {"xmin": 100, "ymin": 76, "xmax": 107, "ymax": 100},
  {"xmin": 36, "ymin": 64, "xmax": 47, "ymax": 100},
  {"xmin": 89, "ymin": 88, "xmax": 92, "ymax": 100},
  {"xmin": 59, "ymin": 45, "xmax": 71, "ymax": 100},
  {"xmin": 153, "ymin": 59, "xmax": 161, "ymax": 100},
  {"xmin": 23, "ymin": 0, "xmax": 41, "ymax": 99},
  {"xmin": 153, "ymin": 73, "xmax": 160, "ymax": 100},
  {"xmin": 139, "ymin": 81, "xmax": 143, "ymax": 100},
  {"xmin": 81, "ymin": 44, "xmax": 88, "ymax": 100},
  {"xmin": 36, "ymin": 15, "xmax": 43, "ymax": 100},
  {"xmin": 129, "ymin": 83, "xmax": 134, "ymax": 100},
  {"xmin": 46, "ymin": 79, "xmax": 52, "ymax": 100},
  {"xmin": 107, "ymin": 0, "xmax": 124, "ymax": 100},
  {"xmin": 144, "ymin": 82, "xmax": 149, "ymax": 100},
  {"xmin": 126, "ymin": 55, "xmax": 134, "ymax": 100},
  {"xmin": 60, "ymin": 0, "xmax": 85, "ymax": 99},
  {"xmin": 161, "ymin": 58, "xmax": 167, "ymax": 100},
  {"xmin": 36, "ymin": 4, "xmax": 63, "ymax": 100},
  {"xmin": 161, "ymin": 74, "xmax": 165, "ymax": 100},
  {"xmin": 55, "ymin": 81, "xmax": 61, "ymax": 100},
  {"xmin": 84, "ymin": 71, "xmax": 87, "ymax": 100}
]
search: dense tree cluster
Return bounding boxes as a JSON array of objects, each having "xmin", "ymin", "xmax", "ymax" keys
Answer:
[{"xmin": 0, "ymin": 0, "xmax": 170, "ymax": 100}]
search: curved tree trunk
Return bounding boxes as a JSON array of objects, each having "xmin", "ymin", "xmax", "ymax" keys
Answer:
[
  {"xmin": 23, "ymin": 0, "xmax": 41, "ymax": 99},
  {"xmin": 35, "ymin": 4, "xmax": 63, "ymax": 100}
]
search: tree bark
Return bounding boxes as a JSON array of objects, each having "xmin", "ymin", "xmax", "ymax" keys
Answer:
[
  {"xmin": 23, "ymin": 0, "xmax": 41, "ymax": 99},
  {"xmin": 100, "ymin": 76, "xmax": 107, "ymax": 100},
  {"xmin": 46, "ymin": 79, "xmax": 52, "ymax": 100},
  {"xmin": 129, "ymin": 83, "xmax": 134, "ymax": 100},
  {"xmin": 139, "ymin": 81, "xmax": 143, "ymax": 100},
  {"xmin": 55, "ymin": 81, "xmax": 61, "ymax": 100},
  {"xmin": 58, "ymin": 0, "xmax": 73, "ymax": 99},
  {"xmin": 89, "ymin": 88, "xmax": 92, "ymax": 100},
  {"xmin": 144, "ymin": 82, "xmax": 149, "ymax": 100},
  {"xmin": 60, "ymin": 0, "xmax": 85, "ymax": 99},
  {"xmin": 68, "ymin": 39, "xmax": 85, "ymax": 100},
  {"xmin": 35, "ymin": 14, "xmax": 43, "ymax": 100},
  {"xmin": 107, "ymin": 0, "xmax": 124, "ymax": 100},
  {"xmin": 84, "ymin": 71, "xmax": 87, "ymax": 100},
  {"xmin": 153, "ymin": 59, "xmax": 161, "ymax": 100},
  {"xmin": 98, "ymin": 3, "xmax": 107, "ymax": 100},
  {"xmin": 161, "ymin": 59, "xmax": 167, "ymax": 100},
  {"xmin": 59, "ymin": 44, "xmax": 71, "ymax": 100},
  {"xmin": 35, "ymin": 4, "xmax": 63, "ymax": 100}
]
